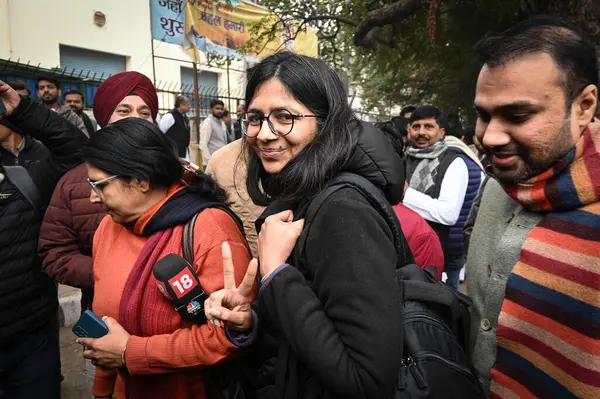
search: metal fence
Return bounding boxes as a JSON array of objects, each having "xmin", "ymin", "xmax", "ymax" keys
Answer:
[
  {"xmin": 0, "ymin": 58, "xmax": 104, "ymax": 108},
  {"xmin": 155, "ymin": 80, "xmax": 244, "ymax": 117},
  {"xmin": 0, "ymin": 58, "xmax": 246, "ymax": 117}
]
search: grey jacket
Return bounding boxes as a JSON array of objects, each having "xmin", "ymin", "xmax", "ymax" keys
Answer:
[
  {"xmin": 58, "ymin": 105, "xmax": 88, "ymax": 137},
  {"xmin": 466, "ymin": 178, "xmax": 542, "ymax": 394}
]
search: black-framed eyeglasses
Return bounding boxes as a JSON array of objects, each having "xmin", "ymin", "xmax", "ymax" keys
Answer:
[
  {"xmin": 241, "ymin": 109, "xmax": 321, "ymax": 138},
  {"xmin": 87, "ymin": 175, "xmax": 119, "ymax": 197}
]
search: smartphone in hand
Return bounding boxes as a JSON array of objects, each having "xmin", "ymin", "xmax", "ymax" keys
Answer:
[{"xmin": 72, "ymin": 310, "xmax": 109, "ymax": 339}]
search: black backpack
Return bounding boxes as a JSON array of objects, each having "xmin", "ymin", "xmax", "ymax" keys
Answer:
[{"xmin": 290, "ymin": 172, "xmax": 484, "ymax": 399}]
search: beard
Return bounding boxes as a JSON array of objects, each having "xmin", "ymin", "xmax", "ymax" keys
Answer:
[
  {"xmin": 488, "ymin": 119, "xmax": 574, "ymax": 185},
  {"xmin": 70, "ymin": 106, "xmax": 83, "ymax": 115},
  {"xmin": 41, "ymin": 94, "xmax": 59, "ymax": 105}
]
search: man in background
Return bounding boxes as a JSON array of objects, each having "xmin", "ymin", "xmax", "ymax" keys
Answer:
[
  {"xmin": 443, "ymin": 113, "xmax": 484, "ymax": 289},
  {"xmin": 403, "ymin": 106, "xmax": 469, "ymax": 257},
  {"xmin": 199, "ymin": 99, "xmax": 227, "ymax": 168},
  {"xmin": 64, "ymin": 89, "xmax": 97, "ymax": 135},
  {"xmin": 159, "ymin": 95, "xmax": 191, "ymax": 158},
  {"xmin": 400, "ymin": 105, "xmax": 416, "ymax": 119},
  {"xmin": 36, "ymin": 77, "xmax": 88, "ymax": 137},
  {"xmin": 223, "ymin": 110, "xmax": 234, "ymax": 143},
  {"xmin": 7, "ymin": 80, "xmax": 31, "ymax": 97},
  {"xmin": 233, "ymin": 103, "xmax": 245, "ymax": 140}
]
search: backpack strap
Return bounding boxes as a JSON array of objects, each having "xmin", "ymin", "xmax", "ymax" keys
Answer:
[
  {"xmin": 3, "ymin": 165, "xmax": 43, "ymax": 215},
  {"xmin": 181, "ymin": 204, "xmax": 245, "ymax": 266},
  {"xmin": 293, "ymin": 172, "xmax": 414, "ymax": 270},
  {"xmin": 182, "ymin": 213, "xmax": 199, "ymax": 265}
]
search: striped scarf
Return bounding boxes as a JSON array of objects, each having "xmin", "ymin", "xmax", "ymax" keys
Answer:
[{"xmin": 490, "ymin": 123, "xmax": 600, "ymax": 398}]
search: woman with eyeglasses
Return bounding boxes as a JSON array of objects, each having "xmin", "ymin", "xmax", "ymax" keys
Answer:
[
  {"xmin": 75, "ymin": 117, "xmax": 252, "ymax": 399},
  {"xmin": 204, "ymin": 52, "xmax": 410, "ymax": 398}
]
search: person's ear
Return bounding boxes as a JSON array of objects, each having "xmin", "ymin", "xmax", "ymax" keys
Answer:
[
  {"xmin": 572, "ymin": 84, "xmax": 598, "ymax": 130},
  {"xmin": 133, "ymin": 178, "xmax": 151, "ymax": 194}
]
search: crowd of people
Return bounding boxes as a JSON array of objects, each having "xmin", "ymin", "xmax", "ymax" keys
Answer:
[{"xmin": 0, "ymin": 15, "xmax": 598, "ymax": 399}]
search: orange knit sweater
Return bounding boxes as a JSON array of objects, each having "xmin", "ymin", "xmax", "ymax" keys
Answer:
[{"xmin": 91, "ymin": 186, "xmax": 251, "ymax": 398}]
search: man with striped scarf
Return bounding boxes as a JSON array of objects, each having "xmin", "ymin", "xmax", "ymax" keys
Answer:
[{"xmin": 467, "ymin": 16, "xmax": 600, "ymax": 397}]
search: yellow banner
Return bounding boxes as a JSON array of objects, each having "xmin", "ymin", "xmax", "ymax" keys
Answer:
[{"xmin": 185, "ymin": 0, "xmax": 317, "ymax": 59}]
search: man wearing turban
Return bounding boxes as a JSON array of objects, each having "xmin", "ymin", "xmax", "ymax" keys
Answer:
[{"xmin": 38, "ymin": 74, "xmax": 159, "ymax": 388}]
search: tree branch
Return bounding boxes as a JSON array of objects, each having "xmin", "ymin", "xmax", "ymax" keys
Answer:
[
  {"xmin": 292, "ymin": 14, "xmax": 393, "ymax": 46},
  {"xmin": 292, "ymin": 14, "xmax": 359, "ymax": 27},
  {"xmin": 354, "ymin": 0, "xmax": 424, "ymax": 47}
]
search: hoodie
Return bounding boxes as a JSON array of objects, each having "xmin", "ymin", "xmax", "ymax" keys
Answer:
[{"xmin": 249, "ymin": 121, "xmax": 407, "ymax": 399}]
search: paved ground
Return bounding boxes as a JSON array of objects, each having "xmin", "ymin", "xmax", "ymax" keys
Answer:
[
  {"xmin": 60, "ymin": 325, "xmax": 93, "ymax": 399},
  {"xmin": 58, "ymin": 284, "xmax": 92, "ymax": 399}
]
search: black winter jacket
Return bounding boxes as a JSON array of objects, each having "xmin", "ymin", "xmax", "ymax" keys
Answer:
[
  {"xmin": 247, "ymin": 122, "xmax": 408, "ymax": 399},
  {"xmin": 0, "ymin": 97, "xmax": 87, "ymax": 344}
]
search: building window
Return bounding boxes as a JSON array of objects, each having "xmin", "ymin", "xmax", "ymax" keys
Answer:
[{"xmin": 60, "ymin": 45, "xmax": 126, "ymax": 81}]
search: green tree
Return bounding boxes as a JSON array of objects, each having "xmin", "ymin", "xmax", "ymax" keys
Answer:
[{"xmin": 244, "ymin": 0, "xmax": 600, "ymax": 120}]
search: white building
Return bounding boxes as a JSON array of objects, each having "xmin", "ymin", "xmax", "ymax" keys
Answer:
[{"xmin": 0, "ymin": 0, "xmax": 246, "ymax": 114}]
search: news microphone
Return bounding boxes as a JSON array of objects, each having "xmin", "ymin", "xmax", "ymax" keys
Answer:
[{"xmin": 153, "ymin": 254, "xmax": 209, "ymax": 322}]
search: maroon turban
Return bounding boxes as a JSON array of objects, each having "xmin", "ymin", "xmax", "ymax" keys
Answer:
[{"xmin": 93, "ymin": 71, "xmax": 158, "ymax": 128}]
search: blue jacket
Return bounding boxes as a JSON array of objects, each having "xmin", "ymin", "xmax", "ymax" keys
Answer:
[{"xmin": 447, "ymin": 147, "xmax": 482, "ymax": 258}]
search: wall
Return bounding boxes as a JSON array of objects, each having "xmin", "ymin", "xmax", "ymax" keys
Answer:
[
  {"xmin": 0, "ymin": 0, "xmax": 153, "ymax": 77},
  {"xmin": 0, "ymin": 0, "xmax": 11, "ymax": 60}
]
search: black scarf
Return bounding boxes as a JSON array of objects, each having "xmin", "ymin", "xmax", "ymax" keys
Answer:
[{"xmin": 143, "ymin": 186, "xmax": 238, "ymax": 236}]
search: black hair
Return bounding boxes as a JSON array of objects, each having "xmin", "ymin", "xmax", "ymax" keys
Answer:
[
  {"xmin": 244, "ymin": 51, "xmax": 357, "ymax": 205},
  {"xmin": 222, "ymin": 110, "xmax": 230, "ymax": 117},
  {"xmin": 8, "ymin": 80, "xmax": 30, "ymax": 95},
  {"xmin": 463, "ymin": 125, "xmax": 475, "ymax": 146},
  {"xmin": 391, "ymin": 116, "xmax": 410, "ymax": 137},
  {"xmin": 64, "ymin": 89, "xmax": 84, "ymax": 101},
  {"xmin": 475, "ymin": 15, "xmax": 598, "ymax": 105},
  {"xmin": 375, "ymin": 121, "xmax": 405, "ymax": 156},
  {"xmin": 445, "ymin": 113, "xmax": 463, "ymax": 138},
  {"xmin": 175, "ymin": 95, "xmax": 189, "ymax": 108},
  {"xmin": 410, "ymin": 105, "xmax": 447, "ymax": 129},
  {"xmin": 400, "ymin": 106, "xmax": 416, "ymax": 118},
  {"xmin": 83, "ymin": 118, "xmax": 226, "ymax": 202},
  {"xmin": 36, "ymin": 76, "xmax": 61, "ymax": 90},
  {"xmin": 210, "ymin": 99, "xmax": 225, "ymax": 108}
]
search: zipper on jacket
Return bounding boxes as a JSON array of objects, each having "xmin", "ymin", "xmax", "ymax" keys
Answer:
[
  {"xmin": 418, "ymin": 352, "xmax": 475, "ymax": 380},
  {"xmin": 397, "ymin": 358, "xmax": 407, "ymax": 390},
  {"xmin": 404, "ymin": 313, "xmax": 451, "ymax": 332},
  {"xmin": 404, "ymin": 313, "xmax": 465, "ymax": 349},
  {"xmin": 397, "ymin": 356, "xmax": 427, "ymax": 390}
]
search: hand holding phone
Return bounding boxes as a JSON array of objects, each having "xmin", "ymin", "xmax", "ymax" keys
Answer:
[{"xmin": 73, "ymin": 310, "xmax": 109, "ymax": 339}]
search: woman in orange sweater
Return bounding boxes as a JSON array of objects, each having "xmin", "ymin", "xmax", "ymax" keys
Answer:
[{"xmin": 76, "ymin": 118, "xmax": 252, "ymax": 399}]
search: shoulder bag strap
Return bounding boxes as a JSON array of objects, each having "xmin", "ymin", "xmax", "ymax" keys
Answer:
[{"xmin": 3, "ymin": 165, "xmax": 43, "ymax": 215}]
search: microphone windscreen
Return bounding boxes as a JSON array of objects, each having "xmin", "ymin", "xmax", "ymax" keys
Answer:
[{"xmin": 153, "ymin": 254, "xmax": 190, "ymax": 282}]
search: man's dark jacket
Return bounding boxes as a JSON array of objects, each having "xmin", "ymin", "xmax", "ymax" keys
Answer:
[
  {"xmin": 0, "ymin": 97, "xmax": 87, "ymax": 344},
  {"xmin": 165, "ymin": 109, "xmax": 190, "ymax": 158}
]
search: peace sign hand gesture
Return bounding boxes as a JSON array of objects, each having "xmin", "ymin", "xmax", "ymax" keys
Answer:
[{"xmin": 204, "ymin": 242, "xmax": 257, "ymax": 332}]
